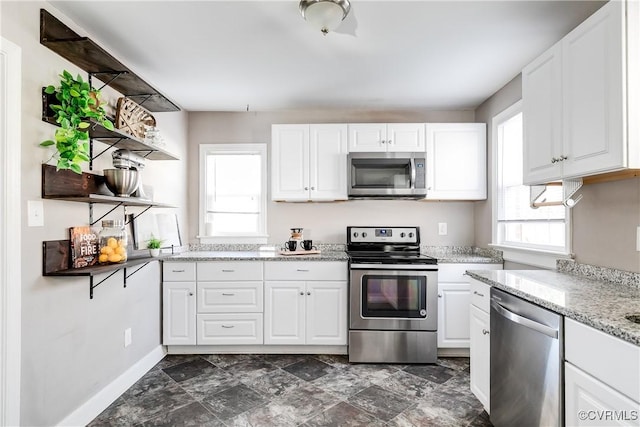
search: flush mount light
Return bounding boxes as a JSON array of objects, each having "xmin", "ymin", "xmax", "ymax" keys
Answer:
[{"xmin": 299, "ymin": 0, "xmax": 351, "ymax": 35}]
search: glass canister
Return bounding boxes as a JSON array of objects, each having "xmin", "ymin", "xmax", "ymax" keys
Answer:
[{"xmin": 98, "ymin": 219, "xmax": 128, "ymax": 264}]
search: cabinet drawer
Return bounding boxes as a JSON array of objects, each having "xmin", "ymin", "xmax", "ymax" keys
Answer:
[
  {"xmin": 469, "ymin": 278, "xmax": 491, "ymax": 313},
  {"xmin": 197, "ymin": 261, "xmax": 263, "ymax": 281},
  {"xmin": 264, "ymin": 261, "xmax": 347, "ymax": 281},
  {"xmin": 439, "ymin": 263, "xmax": 502, "ymax": 282},
  {"xmin": 197, "ymin": 313, "xmax": 263, "ymax": 345},
  {"xmin": 197, "ymin": 282, "xmax": 263, "ymax": 313},
  {"xmin": 566, "ymin": 318, "xmax": 640, "ymax": 402},
  {"xmin": 163, "ymin": 262, "xmax": 196, "ymax": 282}
]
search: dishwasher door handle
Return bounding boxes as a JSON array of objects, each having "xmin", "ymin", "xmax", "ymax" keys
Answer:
[{"xmin": 491, "ymin": 300, "xmax": 559, "ymax": 339}]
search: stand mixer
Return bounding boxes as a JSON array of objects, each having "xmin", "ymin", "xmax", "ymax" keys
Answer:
[{"xmin": 112, "ymin": 149, "xmax": 150, "ymax": 200}]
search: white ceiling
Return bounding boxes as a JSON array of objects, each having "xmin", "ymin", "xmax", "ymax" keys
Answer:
[{"xmin": 50, "ymin": 0, "xmax": 605, "ymax": 112}]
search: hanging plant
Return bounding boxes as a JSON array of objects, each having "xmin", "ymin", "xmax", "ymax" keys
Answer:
[{"xmin": 40, "ymin": 70, "xmax": 114, "ymax": 174}]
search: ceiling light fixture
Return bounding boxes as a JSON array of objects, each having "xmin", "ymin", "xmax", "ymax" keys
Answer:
[{"xmin": 299, "ymin": 0, "xmax": 351, "ymax": 36}]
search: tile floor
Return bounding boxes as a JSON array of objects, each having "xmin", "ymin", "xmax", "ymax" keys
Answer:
[{"xmin": 89, "ymin": 354, "xmax": 492, "ymax": 426}]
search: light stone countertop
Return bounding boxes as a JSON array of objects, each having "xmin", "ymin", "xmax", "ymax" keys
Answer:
[
  {"xmin": 466, "ymin": 269, "xmax": 640, "ymax": 346},
  {"xmin": 165, "ymin": 250, "xmax": 349, "ymax": 262}
]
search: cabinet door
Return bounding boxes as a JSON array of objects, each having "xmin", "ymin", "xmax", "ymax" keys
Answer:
[
  {"xmin": 470, "ymin": 304, "xmax": 490, "ymax": 414},
  {"xmin": 522, "ymin": 42, "xmax": 563, "ymax": 185},
  {"xmin": 425, "ymin": 123, "xmax": 486, "ymax": 200},
  {"xmin": 565, "ymin": 363, "xmax": 639, "ymax": 427},
  {"xmin": 348, "ymin": 123, "xmax": 387, "ymax": 152},
  {"xmin": 306, "ymin": 281, "xmax": 347, "ymax": 346},
  {"xmin": 309, "ymin": 124, "xmax": 348, "ymax": 201},
  {"xmin": 387, "ymin": 123, "xmax": 425, "ymax": 152},
  {"xmin": 264, "ymin": 281, "xmax": 305, "ymax": 345},
  {"xmin": 271, "ymin": 125, "xmax": 310, "ymax": 201},
  {"xmin": 437, "ymin": 282, "xmax": 471, "ymax": 348},
  {"xmin": 562, "ymin": 1, "xmax": 625, "ymax": 178},
  {"xmin": 163, "ymin": 282, "xmax": 196, "ymax": 345},
  {"xmin": 197, "ymin": 313, "xmax": 263, "ymax": 345}
]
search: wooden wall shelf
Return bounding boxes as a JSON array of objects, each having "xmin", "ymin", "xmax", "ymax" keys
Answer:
[{"xmin": 40, "ymin": 9, "xmax": 179, "ymax": 112}]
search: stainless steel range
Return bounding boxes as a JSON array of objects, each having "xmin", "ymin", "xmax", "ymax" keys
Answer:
[{"xmin": 346, "ymin": 226, "xmax": 438, "ymax": 364}]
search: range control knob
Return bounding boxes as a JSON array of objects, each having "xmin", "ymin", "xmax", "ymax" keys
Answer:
[
  {"xmin": 408, "ymin": 232, "xmax": 414, "ymax": 238},
  {"xmin": 353, "ymin": 232, "xmax": 359, "ymax": 238},
  {"xmin": 362, "ymin": 232, "xmax": 367, "ymax": 238},
  {"xmin": 400, "ymin": 232, "xmax": 406, "ymax": 238}
]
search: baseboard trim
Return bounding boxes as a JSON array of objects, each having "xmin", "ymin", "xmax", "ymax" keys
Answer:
[
  {"xmin": 166, "ymin": 345, "xmax": 348, "ymax": 355},
  {"xmin": 437, "ymin": 348, "xmax": 470, "ymax": 357},
  {"xmin": 57, "ymin": 345, "xmax": 166, "ymax": 427}
]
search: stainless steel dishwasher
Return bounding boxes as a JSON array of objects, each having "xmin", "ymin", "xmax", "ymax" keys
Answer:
[{"xmin": 490, "ymin": 287, "xmax": 563, "ymax": 427}]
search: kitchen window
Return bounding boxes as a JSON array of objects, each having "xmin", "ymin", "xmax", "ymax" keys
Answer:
[
  {"xmin": 199, "ymin": 144, "xmax": 267, "ymax": 243},
  {"xmin": 492, "ymin": 101, "xmax": 570, "ymax": 267}
]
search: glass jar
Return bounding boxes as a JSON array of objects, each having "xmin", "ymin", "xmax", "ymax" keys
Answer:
[{"xmin": 98, "ymin": 219, "xmax": 128, "ymax": 264}]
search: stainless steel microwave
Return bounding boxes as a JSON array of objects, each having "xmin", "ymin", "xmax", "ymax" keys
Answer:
[{"xmin": 348, "ymin": 152, "xmax": 427, "ymax": 199}]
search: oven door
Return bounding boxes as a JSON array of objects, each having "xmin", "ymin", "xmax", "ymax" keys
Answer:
[{"xmin": 349, "ymin": 265, "xmax": 437, "ymax": 331}]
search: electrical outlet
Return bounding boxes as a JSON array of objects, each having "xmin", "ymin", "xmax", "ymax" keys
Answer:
[
  {"xmin": 124, "ymin": 328, "xmax": 132, "ymax": 348},
  {"xmin": 438, "ymin": 223, "xmax": 448, "ymax": 236}
]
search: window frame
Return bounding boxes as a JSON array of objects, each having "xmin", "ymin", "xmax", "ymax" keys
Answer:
[
  {"xmin": 198, "ymin": 143, "xmax": 268, "ymax": 244},
  {"xmin": 490, "ymin": 100, "xmax": 572, "ymax": 268}
]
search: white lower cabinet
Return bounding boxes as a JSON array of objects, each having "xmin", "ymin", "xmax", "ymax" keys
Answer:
[
  {"xmin": 468, "ymin": 277, "xmax": 493, "ymax": 414},
  {"xmin": 163, "ymin": 281, "xmax": 196, "ymax": 345},
  {"xmin": 264, "ymin": 261, "xmax": 348, "ymax": 346},
  {"xmin": 197, "ymin": 313, "xmax": 263, "ymax": 345},
  {"xmin": 565, "ymin": 318, "xmax": 640, "ymax": 426}
]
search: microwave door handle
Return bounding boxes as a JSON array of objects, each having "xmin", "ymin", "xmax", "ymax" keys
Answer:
[{"xmin": 410, "ymin": 158, "xmax": 417, "ymax": 189}]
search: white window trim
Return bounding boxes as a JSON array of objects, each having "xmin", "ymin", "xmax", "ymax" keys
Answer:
[
  {"xmin": 490, "ymin": 100, "xmax": 573, "ymax": 268},
  {"xmin": 198, "ymin": 143, "xmax": 268, "ymax": 244}
]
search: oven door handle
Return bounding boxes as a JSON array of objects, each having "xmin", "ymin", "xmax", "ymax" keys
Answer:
[{"xmin": 350, "ymin": 263, "xmax": 437, "ymax": 270}]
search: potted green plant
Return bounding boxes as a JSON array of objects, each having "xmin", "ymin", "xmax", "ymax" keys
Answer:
[
  {"xmin": 40, "ymin": 70, "xmax": 114, "ymax": 174},
  {"xmin": 146, "ymin": 235, "xmax": 164, "ymax": 257}
]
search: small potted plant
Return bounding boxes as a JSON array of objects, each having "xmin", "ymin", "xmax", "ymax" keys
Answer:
[
  {"xmin": 146, "ymin": 235, "xmax": 164, "ymax": 257},
  {"xmin": 40, "ymin": 70, "xmax": 114, "ymax": 174}
]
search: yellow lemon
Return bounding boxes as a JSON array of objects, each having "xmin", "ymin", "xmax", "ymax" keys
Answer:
[
  {"xmin": 108, "ymin": 253, "xmax": 122, "ymax": 263},
  {"xmin": 107, "ymin": 237, "xmax": 118, "ymax": 249},
  {"xmin": 101, "ymin": 246, "xmax": 114, "ymax": 255},
  {"xmin": 116, "ymin": 246, "xmax": 126, "ymax": 256},
  {"xmin": 98, "ymin": 254, "xmax": 109, "ymax": 263}
]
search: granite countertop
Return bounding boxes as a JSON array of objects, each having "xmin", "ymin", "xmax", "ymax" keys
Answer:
[
  {"xmin": 466, "ymin": 269, "xmax": 640, "ymax": 346},
  {"xmin": 431, "ymin": 254, "xmax": 503, "ymax": 264},
  {"xmin": 165, "ymin": 250, "xmax": 349, "ymax": 262},
  {"xmin": 422, "ymin": 246, "xmax": 503, "ymax": 264}
]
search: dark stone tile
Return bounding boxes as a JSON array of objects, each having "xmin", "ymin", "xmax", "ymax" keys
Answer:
[
  {"xmin": 271, "ymin": 382, "xmax": 341, "ymax": 421},
  {"xmin": 417, "ymin": 388, "xmax": 483, "ymax": 423},
  {"xmin": 403, "ymin": 364, "xmax": 456, "ymax": 384},
  {"xmin": 387, "ymin": 402, "xmax": 460, "ymax": 427},
  {"xmin": 142, "ymin": 401, "xmax": 224, "ymax": 427},
  {"xmin": 153, "ymin": 355, "xmax": 203, "ymax": 370},
  {"xmin": 123, "ymin": 370, "xmax": 176, "ymax": 400},
  {"xmin": 311, "ymin": 368, "xmax": 372, "ymax": 398},
  {"xmin": 468, "ymin": 410, "xmax": 493, "ymax": 427},
  {"xmin": 261, "ymin": 354, "xmax": 311, "ymax": 368},
  {"xmin": 313, "ymin": 354, "xmax": 351, "ymax": 369},
  {"xmin": 87, "ymin": 397, "xmax": 147, "ymax": 427},
  {"xmin": 437, "ymin": 357, "xmax": 470, "ymax": 372},
  {"xmin": 127, "ymin": 383, "xmax": 195, "ymax": 423},
  {"xmin": 348, "ymin": 385, "xmax": 414, "ymax": 422},
  {"xmin": 244, "ymin": 368, "xmax": 304, "ymax": 397},
  {"xmin": 163, "ymin": 358, "xmax": 216, "ymax": 383},
  {"xmin": 201, "ymin": 384, "xmax": 267, "ymax": 420},
  {"xmin": 227, "ymin": 403, "xmax": 298, "ymax": 427},
  {"xmin": 342, "ymin": 363, "xmax": 400, "ymax": 381},
  {"xmin": 179, "ymin": 366, "xmax": 239, "ymax": 401},
  {"xmin": 372, "ymin": 370, "xmax": 436, "ymax": 400},
  {"xmin": 224, "ymin": 358, "xmax": 277, "ymax": 382},
  {"xmin": 205, "ymin": 354, "xmax": 262, "ymax": 368},
  {"xmin": 304, "ymin": 401, "xmax": 387, "ymax": 427},
  {"xmin": 283, "ymin": 358, "xmax": 334, "ymax": 381}
]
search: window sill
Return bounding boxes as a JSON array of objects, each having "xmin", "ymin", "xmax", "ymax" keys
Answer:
[
  {"xmin": 489, "ymin": 244, "xmax": 573, "ymax": 270},
  {"xmin": 198, "ymin": 235, "xmax": 268, "ymax": 245}
]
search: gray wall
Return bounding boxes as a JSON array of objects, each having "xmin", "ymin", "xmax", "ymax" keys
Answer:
[
  {"xmin": 1, "ymin": 3, "xmax": 189, "ymax": 425},
  {"xmin": 474, "ymin": 74, "xmax": 640, "ymax": 273},
  {"xmin": 188, "ymin": 110, "xmax": 477, "ymax": 246}
]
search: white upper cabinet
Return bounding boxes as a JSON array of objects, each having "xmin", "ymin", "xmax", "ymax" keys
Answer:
[
  {"xmin": 425, "ymin": 123, "xmax": 487, "ymax": 200},
  {"xmin": 522, "ymin": 1, "xmax": 639, "ymax": 185},
  {"xmin": 348, "ymin": 123, "xmax": 425, "ymax": 152},
  {"xmin": 272, "ymin": 124, "xmax": 347, "ymax": 201}
]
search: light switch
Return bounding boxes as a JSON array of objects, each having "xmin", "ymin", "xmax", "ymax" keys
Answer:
[
  {"xmin": 438, "ymin": 222, "xmax": 447, "ymax": 236},
  {"xmin": 27, "ymin": 200, "xmax": 44, "ymax": 227}
]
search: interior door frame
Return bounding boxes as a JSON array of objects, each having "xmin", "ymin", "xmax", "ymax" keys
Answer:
[{"xmin": 0, "ymin": 36, "xmax": 22, "ymax": 426}]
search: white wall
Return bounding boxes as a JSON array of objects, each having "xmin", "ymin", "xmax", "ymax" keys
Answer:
[
  {"xmin": 1, "ymin": 2, "xmax": 189, "ymax": 425},
  {"xmin": 188, "ymin": 110, "xmax": 477, "ymax": 246}
]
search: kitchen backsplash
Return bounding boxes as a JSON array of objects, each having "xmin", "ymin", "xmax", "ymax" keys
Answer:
[{"xmin": 557, "ymin": 259, "xmax": 640, "ymax": 289}]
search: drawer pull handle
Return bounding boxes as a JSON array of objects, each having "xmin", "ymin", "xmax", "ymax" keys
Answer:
[
  {"xmin": 222, "ymin": 293, "xmax": 235, "ymax": 296},
  {"xmin": 473, "ymin": 291, "xmax": 485, "ymax": 297},
  {"xmin": 222, "ymin": 269, "xmax": 235, "ymax": 272},
  {"xmin": 482, "ymin": 329, "xmax": 490, "ymax": 335},
  {"xmin": 297, "ymin": 269, "xmax": 310, "ymax": 272},
  {"xmin": 221, "ymin": 325, "xmax": 234, "ymax": 329},
  {"xmin": 172, "ymin": 269, "xmax": 185, "ymax": 273}
]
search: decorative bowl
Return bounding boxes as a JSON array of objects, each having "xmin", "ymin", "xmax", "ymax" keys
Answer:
[{"xmin": 103, "ymin": 169, "xmax": 139, "ymax": 197}]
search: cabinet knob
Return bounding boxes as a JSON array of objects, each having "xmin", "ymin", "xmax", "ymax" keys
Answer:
[
  {"xmin": 304, "ymin": 187, "xmax": 309, "ymax": 190},
  {"xmin": 300, "ymin": 291, "xmax": 304, "ymax": 296},
  {"xmin": 551, "ymin": 157, "xmax": 558, "ymax": 163},
  {"xmin": 307, "ymin": 291, "xmax": 311, "ymax": 296},
  {"xmin": 380, "ymin": 140, "xmax": 386, "ymax": 144},
  {"xmin": 482, "ymin": 329, "xmax": 490, "ymax": 335},
  {"xmin": 438, "ymin": 294, "xmax": 442, "ymax": 298},
  {"xmin": 387, "ymin": 140, "xmax": 392, "ymax": 145},
  {"xmin": 560, "ymin": 155, "xmax": 568, "ymax": 161},
  {"xmin": 189, "ymin": 292, "xmax": 193, "ymax": 296}
]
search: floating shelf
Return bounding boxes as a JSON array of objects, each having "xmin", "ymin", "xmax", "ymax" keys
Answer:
[
  {"xmin": 40, "ymin": 9, "xmax": 179, "ymax": 112},
  {"xmin": 42, "ymin": 91, "xmax": 179, "ymax": 161}
]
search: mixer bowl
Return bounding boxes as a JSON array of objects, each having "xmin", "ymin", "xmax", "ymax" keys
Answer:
[{"xmin": 103, "ymin": 169, "xmax": 139, "ymax": 197}]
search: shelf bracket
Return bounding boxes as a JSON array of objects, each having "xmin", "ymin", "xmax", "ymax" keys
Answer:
[
  {"xmin": 89, "ymin": 71, "xmax": 128, "ymax": 91},
  {"xmin": 132, "ymin": 94, "xmax": 153, "ymax": 108},
  {"xmin": 90, "ymin": 269, "xmax": 121, "ymax": 299},
  {"xmin": 90, "ymin": 202, "xmax": 123, "ymax": 226},
  {"xmin": 128, "ymin": 206, "xmax": 153, "ymax": 224},
  {"xmin": 123, "ymin": 263, "xmax": 151, "ymax": 287},
  {"xmin": 91, "ymin": 138, "xmax": 124, "ymax": 162}
]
